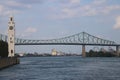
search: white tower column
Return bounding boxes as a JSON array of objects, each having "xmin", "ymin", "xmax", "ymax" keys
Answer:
[{"xmin": 8, "ymin": 16, "xmax": 15, "ymax": 57}]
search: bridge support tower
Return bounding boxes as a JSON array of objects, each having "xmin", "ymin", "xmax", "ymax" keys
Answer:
[
  {"xmin": 116, "ymin": 46, "xmax": 120, "ymax": 57},
  {"xmin": 82, "ymin": 45, "xmax": 86, "ymax": 57}
]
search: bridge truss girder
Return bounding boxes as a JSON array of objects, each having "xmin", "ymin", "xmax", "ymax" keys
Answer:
[
  {"xmin": 0, "ymin": 32, "xmax": 117, "ymax": 45},
  {"xmin": 15, "ymin": 32, "xmax": 116, "ymax": 45}
]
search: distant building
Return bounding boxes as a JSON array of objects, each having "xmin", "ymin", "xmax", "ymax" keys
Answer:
[
  {"xmin": 51, "ymin": 49, "xmax": 57, "ymax": 56},
  {"xmin": 57, "ymin": 51, "xmax": 64, "ymax": 56},
  {"xmin": 108, "ymin": 47, "xmax": 115, "ymax": 53},
  {"xmin": 100, "ymin": 48, "xmax": 106, "ymax": 53},
  {"xmin": 19, "ymin": 53, "xmax": 24, "ymax": 57}
]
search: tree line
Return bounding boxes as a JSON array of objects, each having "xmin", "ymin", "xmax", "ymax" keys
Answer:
[
  {"xmin": 0, "ymin": 40, "xmax": 8, "ymax": 57},
  {"xmin": 86, "ymin": 50, "xmax": 116, "ymax": 57}
]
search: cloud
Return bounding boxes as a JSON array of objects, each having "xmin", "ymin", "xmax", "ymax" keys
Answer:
[
  {"xmin": 17, "ymin": 0, "xmax": 44, "ymax": 4},
  {"xmin": 0, "ymin": 5, "xmax": 5, "ymax": 16},
  {"xmin": 25, "ymin": 27, "xmax": 37, "ymax": 33},
  {"xmin": 0, "ymin": 5, "xmax": 15, "ymax": 16},
  {"xmin": 101, "ymin": 5, "xmax": 120, "ymax": 14},
  {"xmin": 50, "ymin": 0, "xmax": 120, "ymax": 19},
  {"xmin": 0, "ymin": 0, "xmax": 47, "ymax": 17},
  {"xmin": 113, "ymin": 16, "xmax": 120, "ymax": 29},
  {"xmin": 17, "ymin": 27, "xmax": 37, "ymax": 38},
  {"xmin": 0, "ymin": 1, "xmax": 26, "ymax": 17},
  {"xmin": 5, "ymin": 1, "xmax": 32, "ymax": 9},
  {"xmin": 0, "ymin": 5, "xmax": 4, "ymax": 12},
  {"xmin": 70, "ymin": 0, "xmax": 80, "ymax": 4},
  {"xmin": 56, "ymin": 0, "xmax": 80, "ymax": 4},
  {"xmin": 93, "ymin": 0, "xmax": 107, "ymax": 5}
]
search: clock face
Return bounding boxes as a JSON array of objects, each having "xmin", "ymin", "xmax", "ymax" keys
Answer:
[{"xmin": 9, "ymin": 26, "xmax": 13, "ymax": 30}]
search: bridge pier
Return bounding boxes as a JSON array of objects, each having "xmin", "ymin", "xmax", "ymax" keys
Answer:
[
  {"xmin": 116, "ymin": 46, "xmax": 120, "ymax": 57},
  {"xmin": 82, "ymin": 45, "xmax": 86, "ymax": 57}
]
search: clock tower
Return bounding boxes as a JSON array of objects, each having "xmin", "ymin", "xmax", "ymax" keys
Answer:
[{"xmin": 8, "ymin": 16, "xmax": 15, "ymax": 57}]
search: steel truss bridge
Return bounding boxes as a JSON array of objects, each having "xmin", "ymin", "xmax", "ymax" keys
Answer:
[{"xmin": 0, "ymin": 32, "xmax": 120, "ymax": 57}]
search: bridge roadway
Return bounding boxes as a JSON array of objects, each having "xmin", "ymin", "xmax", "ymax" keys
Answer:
[{"xmin": 15, "ymin": 43, "xmax": 120, "ymax": 46}]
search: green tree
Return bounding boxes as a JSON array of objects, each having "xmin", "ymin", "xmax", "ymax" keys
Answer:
[
  {"xmin": 0, "ymin": 40, "xmax": 8, "ymax": 57},
  {"xmin": 86, "ymin": 49, "xmax": 116, "ymax": 57}
]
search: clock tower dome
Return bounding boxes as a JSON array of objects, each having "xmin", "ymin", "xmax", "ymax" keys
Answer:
[{"xmin": 8, "ymin": 16, "xmax": 15, "ymax": 57}]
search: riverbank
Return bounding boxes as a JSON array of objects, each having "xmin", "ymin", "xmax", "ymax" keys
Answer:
[{"xmin": 0, "ymin": 57, "xmax": 20, "ymax": 70}]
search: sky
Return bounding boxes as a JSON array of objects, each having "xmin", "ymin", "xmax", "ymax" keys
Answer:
[{"xmin": 0, "ymin": 0, "xmax": 120, "ymax": 54}]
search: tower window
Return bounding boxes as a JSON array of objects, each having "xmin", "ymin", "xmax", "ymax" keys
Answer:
[
  {"xmin": 11, "ymin": 50, "xmax": 13, "ymax": 53},
  {"xmin": 10, "ymin": 17, "xmax": 12, "ymax": 21},
  {"xmin": 10, "ymin": 37, "xmax": 12, "ymax": 40}
]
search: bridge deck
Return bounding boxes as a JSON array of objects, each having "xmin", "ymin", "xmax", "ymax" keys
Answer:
[{"xmin": 15, "ymin": 43, "xmax": 120, "ymax": 46}]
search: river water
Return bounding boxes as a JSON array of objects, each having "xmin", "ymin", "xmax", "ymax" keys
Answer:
[{"xmin": 0, "ymin": 56, "xmax": 120, "ymax": 80}]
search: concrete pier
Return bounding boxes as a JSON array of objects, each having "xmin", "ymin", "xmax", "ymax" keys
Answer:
[
  {"xmin": 116, "ymin": 46, "xmax": 120, "ymax": 57},
  {"xmin": 82, "ymin": 45, "xmax": 86, "ymax": 57},
  {"xmin": 0, "ymin": 57, "xmax": 19, "ymax": 70}
]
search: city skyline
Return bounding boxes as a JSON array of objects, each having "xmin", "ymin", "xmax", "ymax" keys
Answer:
[{"xmin": 0, "ymin": 0, "xmax": 120, "ymax": 53}]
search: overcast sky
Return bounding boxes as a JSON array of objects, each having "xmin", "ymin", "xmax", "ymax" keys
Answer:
[{"xmin": 0, "ymin": 0, "xmax": 120, "ymax": 54}]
